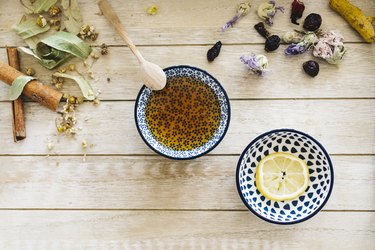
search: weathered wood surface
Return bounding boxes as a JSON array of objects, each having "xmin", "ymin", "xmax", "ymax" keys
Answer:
[
  {"xmin": 0, "ymin": 211, "xmax": 374, "ymax": 250},
  {"xmin": 0, "ymin": 100, "xmax": 374, "ymax": 155},
  {"xmin": 0, "ymin": 0, "xmax": 374, "ymax": 248},
  {"xmin": 1, "ymin": 44, "xmax": 374, "ymax": 101},
  {"xmin": 0, "ymin": 0, "xmax": 374, "ymax": 46},
  {"xmin": 0, "ymin": 156, "xmax": 373, "ymax": 210}
]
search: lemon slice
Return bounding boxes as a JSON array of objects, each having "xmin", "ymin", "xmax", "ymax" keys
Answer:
[{"xmin": 256, "ymin": 152, "xmax": 309, "ymax": 201}]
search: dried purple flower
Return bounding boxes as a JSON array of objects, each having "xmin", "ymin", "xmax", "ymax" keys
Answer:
[
  {"xmin": 240, "ymin": 53, "xmax": 269, "ymax": 76},
  {"xmin": 221, "ymin": 2, "xmax": 251, "ymax": 32},
  {"xmin": 257, "ymin": 0, "xmax": 285, "ymax": 26},
  {"xmin": 285, "ymin": 32, "xmax": 318, "ymax": 55}
]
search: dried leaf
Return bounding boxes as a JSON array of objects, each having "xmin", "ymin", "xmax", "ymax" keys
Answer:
[
  {"xmin": 53, "ymin": 72, "xmax": 95, "ymax": 100},
  {"xmin": 18, "ymin": 46, "xmax": 72, "ymax": 69},
  {"xmin": 20, "ymin": 0, "xmax": 58, "ymax": 14},
  {"xmin": 13, "ymin": 17, "xmax": 50, "ymax": 39},
  {"xmin": 9, "ymin": 75, "xmax": 36, "ymax": 100},
  {"xmin": 41, "ymin": 31, "xmax": 92, "ymax": 60},
  {"xmin": 61, "ymin": 0, "xmax": 83, "ymax": 34}
]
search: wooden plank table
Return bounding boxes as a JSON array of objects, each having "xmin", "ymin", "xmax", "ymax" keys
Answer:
[{"xmin": 0, "ymin": 0, "xmax": 374, "ymax": 248}]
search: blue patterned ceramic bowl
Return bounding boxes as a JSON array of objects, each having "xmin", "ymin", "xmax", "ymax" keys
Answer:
[
  {"xmin": 135, "ymin": 65, "xmax": 230, "ymax": 160},
  {"xmin": 236, "ymin": 129, "xmax": 334, "ymax": 224}
]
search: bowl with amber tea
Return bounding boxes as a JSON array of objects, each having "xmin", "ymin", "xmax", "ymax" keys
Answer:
[
  {"xmin": 135, "ymin": 65, "xmax": 230, "ymax": 159},
  {"xmin": 236, "ymin": 129, "xmax": 334, "ymax": 224}
]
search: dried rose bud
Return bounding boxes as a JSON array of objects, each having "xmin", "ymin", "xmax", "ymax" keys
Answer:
[
  {"xmin": 48, "ymin": 5, "xmax": 61, "ymax": 17},
  {"xmin": 290, "ymin": 0, "xmax": 305, "ymax": 25},
  {"xmin": 303, "ymin": 60, "xmax": 319, "ymax": 77},
  {"xmin": 207, "ymin": 41, "xmax": 222, "ymax": 62},
  {"xmin": 303, "ymin": 13, "xmax": 322, "ymax": 31},
  {"xmin": 265, "ymin": 35, "xmax": 281, "ymax": 52}
]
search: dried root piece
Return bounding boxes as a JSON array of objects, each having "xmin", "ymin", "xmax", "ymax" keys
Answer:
[{"xmin": 329, "ymin": 0, "xmax": 375, "ymax": 43}]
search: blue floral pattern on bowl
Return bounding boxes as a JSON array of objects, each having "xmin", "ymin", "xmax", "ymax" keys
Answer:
[
  {"xmin": 135, "ymin": 65, "xmax": 230, "ymax": 160},
  {"xmin": 236, "ymin": 129, "xmax": 334, "ymax": 224}
]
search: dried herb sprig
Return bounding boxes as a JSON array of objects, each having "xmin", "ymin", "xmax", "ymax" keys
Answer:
[{"xmin": 221, "ymin": 2, "xmax": 251, "ymax": 32}]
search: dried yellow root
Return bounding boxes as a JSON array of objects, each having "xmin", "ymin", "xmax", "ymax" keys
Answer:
[{"xmin": 329, "ymin": 0, "xmax": 375, "ymax": 43}]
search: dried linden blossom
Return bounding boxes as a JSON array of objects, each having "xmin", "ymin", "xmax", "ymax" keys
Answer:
[
  {"xmin": 25, "ymin": 67, "xmax": 35, "ymax": 76},
  {"xmin": 36, "ymin": 15, "xmax": 48, "ymax": 28},
  {"xmin": 55, "ymin": 95, "xmax": 83, "ymax": 136},
  {"xmin": 147, "ymin": 6, "xmax": 158, "ymax": 15},
  {"xmin": 79, "ymin": 24, "xmax": 98, "ymax": 41}
]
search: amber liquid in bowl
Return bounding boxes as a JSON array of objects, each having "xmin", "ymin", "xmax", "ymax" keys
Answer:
[{"xmin": 145, "ymin": 76, "xmax": 221, "ymax": 151}]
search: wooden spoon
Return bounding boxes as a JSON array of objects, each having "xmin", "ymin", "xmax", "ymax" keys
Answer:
[{"xmin": 98, "ymin": 0, "xmax": 166, "ymax": 90}]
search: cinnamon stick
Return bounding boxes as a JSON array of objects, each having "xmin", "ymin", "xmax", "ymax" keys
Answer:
[
  {"xmin": 6, "ymin": 47, "xmax": 26, "ymax": 142},
  {"xmin": 0, "ymin": 59, "xmax": 62, "ymax": 111}
]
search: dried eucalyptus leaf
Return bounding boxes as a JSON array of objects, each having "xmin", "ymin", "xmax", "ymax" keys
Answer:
[
  {"xmin": 53, "ymin": 72, "xmax": 95, "ymax": 100},
  {"xmin": 13, "ymin": 18, "xmax": 50, "ymax": 39},
  {"xmin": 41, "ymin": 31, "xmax": 92, "ymax": 60},
  {"xmin": 33, "ymin": 0, "xmax": 58, "ymax": 13},
  {"xmin": 9, "ymin": 75, "xmax": 36, "ymax": 100}
]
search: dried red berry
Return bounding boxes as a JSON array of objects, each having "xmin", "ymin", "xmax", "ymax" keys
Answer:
[
  {"xmin": 303, "ymin": 60, "xmax": 319, "ymax": 77},
  {"xmin": 207, "ymin": 41, "xmax": 222, "ymax": 62},
  {"xmin": 290, "ymin": 0, "xmax": 305, "ymax": 25},
  {"xmin": 303, "ymin": 13, "xmax": 322, "ymax": 31}
]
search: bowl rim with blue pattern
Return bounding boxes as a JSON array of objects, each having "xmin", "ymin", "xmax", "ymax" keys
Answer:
[
  {"xmin": 134, "ymin": 65, "xmax": 231, "ymax": 160},
  {"xmin": 236, "ymin": 128, "xmax": 334, "ymax": 225}
]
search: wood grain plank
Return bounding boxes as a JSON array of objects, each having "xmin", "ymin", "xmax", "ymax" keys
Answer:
[
  {"xmin": 0, "ymin": 156, "xmax": 373, "ymax": 210},
  {"xmin": 1, "ymin": 44, "xmax": 374, "ymax": 101},
  {"xmin": 0, "ymin": 0, "xmax": 374, "ymax": 47},
  {"xmin": 0, "ymin": 100, "xmax": 374, "ymax": 155},
  {"xmin": 0, "ymin": 211, "xmax": 373, "ymax": 249}
]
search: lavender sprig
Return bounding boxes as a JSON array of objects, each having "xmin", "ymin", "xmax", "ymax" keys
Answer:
[
  {"xmin": 221, "ymin": 2, "xmax": 251, "ymax": 32},
  {"xmin": 240, "ymin": 53, "xmax": 269, "ymax": 76}
]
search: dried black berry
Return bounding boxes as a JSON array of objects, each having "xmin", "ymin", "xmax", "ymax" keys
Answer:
[
  {"xmin": 207, "ymin": 41, "xmax": 222, "ymax": 62},
  {"xmin": 303, "ymin": 13, "xmax": 322, "ymax": 31},
  {"xmin": 265, "ymin": 35, "xmax": 281, "ymax": 52},
  {"xmin": 254, "ymin": 22, "xmax": 270, "ymax": 39},
  {"xmin": 303, "ymin": 60, "xmax": 319, "ymax": 77}
]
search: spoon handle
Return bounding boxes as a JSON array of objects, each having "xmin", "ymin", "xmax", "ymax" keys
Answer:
[{"xmin": 98, "ymin": 0, "xmax": 145, "ymax": 63}]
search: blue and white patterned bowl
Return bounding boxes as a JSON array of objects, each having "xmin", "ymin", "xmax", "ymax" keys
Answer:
[
  {"xmin": 135, "ymin": 65, "xmax": 230, "ymax": 160},
  {"xmin": 236, "ymin": 129, "xmax": 334, "ymax": 224}
]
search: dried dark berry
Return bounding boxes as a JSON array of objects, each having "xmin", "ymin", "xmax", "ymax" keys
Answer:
[
  {"xmin": 290, "ymin": 0, "xmax": 305, "ymax": 25},
  {"xmin": 207, "ymin": 41, "xmax": 222, "ymax": 62},
  {"xmin": 303, "ymin": 13, "xmax": 322, "ymax": 31},
  {"xmin": 265, "ymin": 35, "xmax": 281, "ymax": 52},
  {"xmin": 254, "ymin": 22, "xmax": 270, "ymax": 39},
  {"xmin": 303, "ymin": 60, "xmax": 319, "ymax": 77}
]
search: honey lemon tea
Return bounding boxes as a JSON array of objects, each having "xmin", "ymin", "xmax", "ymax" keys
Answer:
[{"xmin": 145, "ymin": 76, "xmax": 221, "ymax": 151}]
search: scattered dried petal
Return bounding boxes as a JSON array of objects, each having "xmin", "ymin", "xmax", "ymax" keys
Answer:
[
  {"xmin": 257, "ymin": 0, "xmax": 284, "ymax": 26},
  {"xmin": 81, "ymin": 139, "xmax": 87, "ymax": 148},
  {"xmin": 47, "ymin": 142, "xmax": 54, "ymax": 150},
  {"xmin": 285, "ymin": 31, "xmax": 318, "ymax": 55},
  {"xmin": 313, "ymin": 30, "xmax": 347, "ymax": 64},
  {"xmin": 221, "ymin": 2, "xmax": 251, "ymax": 32},
  {"xmin": 240, "ymin": 53, "xmax": 269, "ymax": 76}
]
